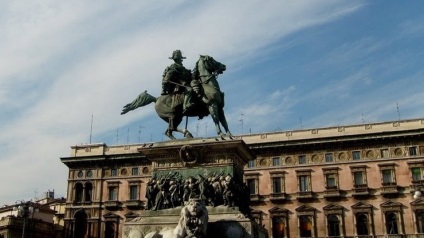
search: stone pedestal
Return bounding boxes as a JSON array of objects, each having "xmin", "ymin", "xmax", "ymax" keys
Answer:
[
  {"xmin": 123, "ymin": 206, "xmax": 268, "ymax": 238},
  {"xmin": 138, "ymin": 139, "xmax": 253, "ymax": 184},
  {"xmin": 122, "ymin": 139, "xmax": 268, "ymax": 238}
]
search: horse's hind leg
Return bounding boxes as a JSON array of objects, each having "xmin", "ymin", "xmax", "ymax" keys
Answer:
[
  {"xmin": 218, "ymin": 107, "xmax": 232, "ymax": 136},
  {"xmin": 176, "ymin": 127, "xmax": 193, "ymax": 138},
  {"xmin": 208, "ymin": 103, "xmax": 224, "ymax": 136}
]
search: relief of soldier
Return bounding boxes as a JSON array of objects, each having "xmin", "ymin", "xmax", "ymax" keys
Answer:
[{"xmin": 145, "ymin": 171, "xmax": 249, "ymax": 213}]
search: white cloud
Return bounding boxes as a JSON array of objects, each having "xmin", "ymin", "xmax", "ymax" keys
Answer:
[{"xmin": 0, "ymin": 1, "xmax": 366, "ymax": 204}]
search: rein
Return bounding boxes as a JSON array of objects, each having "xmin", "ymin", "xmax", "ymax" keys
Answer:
[{"xmin": 199, "ymin": 74, "xmax": 213, "ymax": 84}]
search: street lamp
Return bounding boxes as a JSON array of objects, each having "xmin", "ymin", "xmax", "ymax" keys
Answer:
[{"xmin": 13, "ymin": 201, "xmax": 39, "ymax": 238}]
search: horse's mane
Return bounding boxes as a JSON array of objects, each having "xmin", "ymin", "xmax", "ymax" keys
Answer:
[{"xmin": 193, "ymin": 55, "xmax": 216, "ymax": 77}]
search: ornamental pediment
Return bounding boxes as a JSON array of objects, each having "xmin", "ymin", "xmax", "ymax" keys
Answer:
[
  {"xmin": 411, "ymin": 198, "xmax": 424, "ymax": 211},
  {"xmin": 296, "ymin": 204, "xmax": 316, "ymax": 215},
  {"xmin": 124, "ymin": 211, "xmax": 139, "ymax": 218},
  {"xmin": 381, "ymin": 200, "xmax": 402, "ymax": 207},
  {"xmin": 269, "ymin": 206, "xmax": 289, "ymax": 213},
  {"xmin": 323, "ymin": 204, "xmax": 344, "ymax": 211},
  {"xmin": 352, "ymin": 202, "xmax": 373, "ymax": 214},
  {"xmin": 352, "ymin": 202, "xmax": 372, "ymax": 209},
  {"xmin": 380, "ymin": 200, "xmax": 402, "ymax": 212},
  {"xmin": 103, "ymin": 212, "xmax": 121, "ymax": 219}
]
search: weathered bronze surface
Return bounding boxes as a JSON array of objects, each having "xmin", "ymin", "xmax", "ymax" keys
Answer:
[
  {"xmin": 122, "ymin": 139, "xmax": 267, "ymax": 238},
  {"xmin": 138, "ymin": 139, "xmax": 252, "ymax": 213},
  {"xmin": 121, "ymin": 51, "xmax": 232, "ymax": 140}
]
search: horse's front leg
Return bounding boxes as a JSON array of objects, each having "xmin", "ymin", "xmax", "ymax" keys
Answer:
[
  {"xmin": 208, "ymin": 103, "xmax": 224, "ymax": 137},
  {"xmin": 165, "ymin": 118, "xmax": 177, "ymax": 140}
]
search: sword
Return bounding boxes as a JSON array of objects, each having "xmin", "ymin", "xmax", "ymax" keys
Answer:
[{"xmin": 163, "ymin": 80, "xmax": 191, "ymax": 89}]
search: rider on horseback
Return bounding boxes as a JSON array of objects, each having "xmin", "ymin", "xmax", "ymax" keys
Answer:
[{"xmin": 161, "ymin": 50, "xmax": 195, "ymax": 113}]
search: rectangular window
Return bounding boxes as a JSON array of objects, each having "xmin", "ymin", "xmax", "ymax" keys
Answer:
[
  {"xmin": 247, "ymin": 179, "xmax": 257, "ymax": 195},
  {"xmin": 129, "ymin": 185, "xmax": 138, "ymax": 200},
  {"xmin": 352, "ymin": 151, "xmax": 361, "ymax": 161},
  {"xmin": 412, "ymin": 168, "xmax": 422, "ymax": 181},
  {"xmin": 326, "ymin": 174, "xmax": 337, "ymax": 188},
  {"xmin": 381, "ymin": 149, "xmax": 389, "ymax": 158},
  {"xmin": 111, "ymin": 169, "xmax": 117, "ymax": 177},
  {"xmin": 272, "ymin": 157, "xmax": 280, "ymax": 166},
  {"xmin": 131, "ymin": 167, "xmax": 139, "ymax": 176},
  {"xmin": 354, "ymin": 172, "xmax": 364, "ymax": 186},
  {"xmin": 108, "ymin": 187, "xmax": 118, "ymax": 200},
  {"xmin": 325, "ymin": 153, "xmax": 333, "ymax": 162},
  {"xmin": 410, "ymin": 146, "xmax": 418, "ymax": 156},
  {"xmin": 298, "ymin": 155, "xmax": 307, "ymax": 164},
  {"xmin": 272, "ymin": 177, "xmax": 282, "ymax": 194},
  {"xmin": 299, "ymin": 175, "xmax": 309, "ymax": 192},
  {"xmin": 248, "ymin": 160, "xmax": 256, "ymax": 168},
  {"xmin": 382, "ymin": 169, "xmax": 394, "ymax": 184}
]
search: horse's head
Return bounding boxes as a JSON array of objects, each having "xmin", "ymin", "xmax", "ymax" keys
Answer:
[{"xmin": 198, "ymin": 55, "xmax": 226, "ymax": 75}]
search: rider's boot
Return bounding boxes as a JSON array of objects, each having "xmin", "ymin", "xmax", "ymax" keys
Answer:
[{"xmin": 183, "ymin": 93, "xmax": 194, "ymax": 113}]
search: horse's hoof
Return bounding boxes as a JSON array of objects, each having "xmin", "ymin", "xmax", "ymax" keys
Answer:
[
  {"xmin": 185, "ymin": 132, "xmax": 193, "ymax": 138},
  {"xmin": 165, "ymin": 131, "xmax": 176, "ymax": 140}
]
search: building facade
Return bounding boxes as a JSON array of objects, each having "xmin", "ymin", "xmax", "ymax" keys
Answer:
[
  {"xmin": 61, "ymin": 118, "xmax": 424, "ymax": 237},
  {"xmin": 0, "ymin": 192, "xmax": 63, "ymax": 238}
]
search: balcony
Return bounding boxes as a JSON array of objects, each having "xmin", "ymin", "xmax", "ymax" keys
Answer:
[
  {"xmin": 352, "ymin": 184, "xmax": 370, "ymax": 197},
  {"xmin": 269, "ymin": 192, "xmax": 287, "ymax": 202},
  {"xmin": 411, "ymin": 181, "xmax": 424, "ymax": 192},
  {"xmin": 104, "ymin": 200, "xmax": 121, "ymax": 208},
  {"xmin": 380, "ymin": 182, "xmax": 399, "ymax": 196},
  {"xmin": 250, "ymin": 194, "xmax": 261, "ymax": 202},
  {"xmin": 296, "ymin": 191, "xmax": 314, "ymax": 200},
  {"xmin": 324, "ymin": 187, "xmax": 342, "ymax": 198},
  {"xmin": 72, "ymin": 200, "xmax": 92, "ymax": 206},
  {"xmin": 125, "ymin": 199, "xmax": 144, "ymax": 208}
]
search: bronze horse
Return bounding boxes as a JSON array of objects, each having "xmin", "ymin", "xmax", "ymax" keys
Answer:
[{"xmin": 121, "ymin": 55, "xmax": 232, "ymax": 140}]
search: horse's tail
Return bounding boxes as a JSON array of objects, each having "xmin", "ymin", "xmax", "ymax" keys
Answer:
[{"xmin": 121, "ymin": 90, "xmax": 157, "ymax": 114}]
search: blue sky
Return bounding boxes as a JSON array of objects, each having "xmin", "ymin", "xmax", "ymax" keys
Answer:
[{"xmin": 1, "ymin": 1, "xmax": 424, "ymax": 205}]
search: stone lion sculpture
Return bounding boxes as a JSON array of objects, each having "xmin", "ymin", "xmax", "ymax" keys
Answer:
[
  {"xmin": 144, "ymin": 199, "xmax": 208, "ymax": 238},
  {"xmin": 175, "ymin": 199, "xmax": 208, "ymax": 238}
]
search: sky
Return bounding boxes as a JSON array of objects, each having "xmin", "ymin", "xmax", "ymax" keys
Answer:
[{"xmin": 1, "ymin": 0, "xmax": 424, "ymax": 205}]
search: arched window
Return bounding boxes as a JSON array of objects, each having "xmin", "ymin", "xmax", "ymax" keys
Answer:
[
  {"xmin": 104, "ymin": 212, "xmax": 120, "ymax": 238},
  {"xmin": 327, "ymin": 215, "xmax": 340, "ymax": 237},
  {"xmin": 75, "ymin": 183, "xmax": 83, "ymax": 202},
  {"xmin": 299, "ymin": 215, "xmax": 312, "ymax": 237},
  {"xmin": 386, "ymin": 212, "xmax": 398, "ymax": 234},
  {"xmin": 269, "ymin": 207, "xmax": 289, "ymax": 238},
  {"xmin": 85, "ymin": 182, "xmax": 93, "ymax": 202},
  {"xmin": 356, "ymin": 214, "xmax": 369, "ymax": 236},
  {"xmin": 272, "ymin": 217, "xmax": 286, "ymax": 238},
  {"xmin": 105, "ymin": 221, "xmax": 116, "ymax": 238}
]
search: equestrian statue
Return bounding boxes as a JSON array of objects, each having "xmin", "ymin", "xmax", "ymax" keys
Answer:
[{"xmin": 121, "ymin": 50, "xmax": 232, "ymax": 140}]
